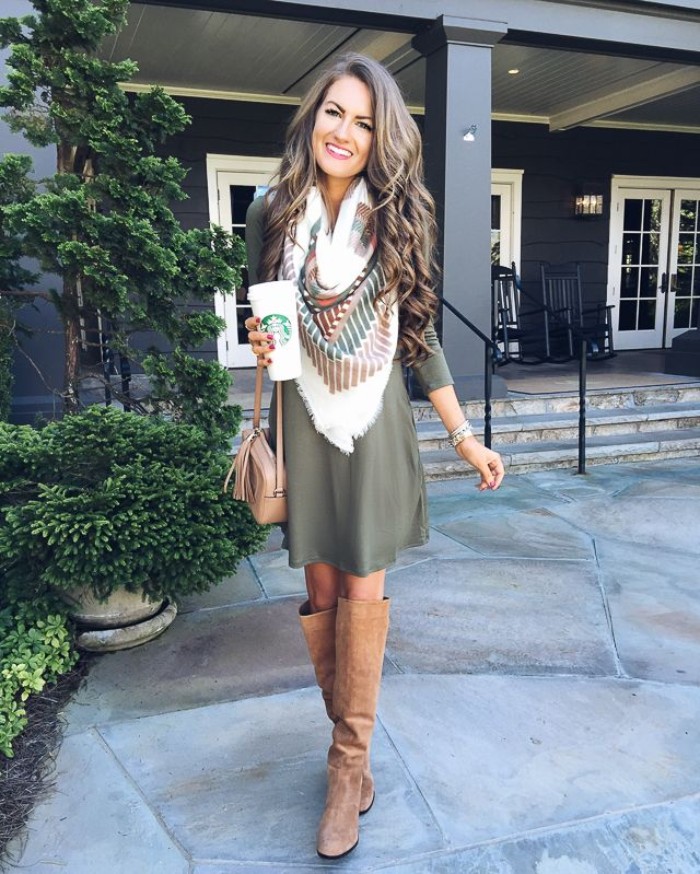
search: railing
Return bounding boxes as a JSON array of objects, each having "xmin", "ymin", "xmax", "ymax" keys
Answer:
[
  {"xmin": 439, "ymin": 286, "xmax": 590, "ymax": 475},
  {"xmin": 439, "ymin": 296, "xmax": 504, "ymax": 450},
  {"xmin": 514, "ymin": 283, "xmax": 590, "ymax": 474}
]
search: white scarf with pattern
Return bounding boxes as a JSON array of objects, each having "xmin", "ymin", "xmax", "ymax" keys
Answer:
[{"xmin": 280, "ymin": 179, "xmax": 399, "ymax": 454}]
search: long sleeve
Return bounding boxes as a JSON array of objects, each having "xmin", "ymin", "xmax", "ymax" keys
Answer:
[
  {"xmin": 245, "ymin": 195, "xmax": 266, "ymax": 285},
  {"xmin": 410, "ymin": 321, "xmax": 454, "ymax": 394}
]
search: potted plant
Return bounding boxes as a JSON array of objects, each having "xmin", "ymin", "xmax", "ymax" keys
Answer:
[{"xmin": 0, "ymin": 406, "xmax": 268, "ymax": 651}]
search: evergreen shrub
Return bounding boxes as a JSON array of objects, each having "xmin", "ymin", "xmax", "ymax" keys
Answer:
[{"xmin": 0, "ymin": 407, "xmax": 268, "ymax": 604}]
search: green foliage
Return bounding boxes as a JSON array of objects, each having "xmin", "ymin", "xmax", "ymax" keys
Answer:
[
  {"xmin": 143, "ymin": 348, "xmax": 241, "ymax": 444},
  {"xmin": 0, "ymin": 1, "xmax": 245, "ymax": 429},
  {"xmin": 0, "ymin": 154, "xmax": 37, "ymax": 421},
  {"xmin": 0, "ymin": 302, "xmax": 14, "ymax": 421},
  {"xmin": 0, "ymin": 407, "xmax": 268, "ymax": 604},
  {"xmin": 0, "ymin": 595, "xmax": 77, "ymax": 758}
]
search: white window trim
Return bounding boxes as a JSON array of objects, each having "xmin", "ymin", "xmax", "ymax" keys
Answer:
[
  {"xmin": 492, "ymin": 168, "xmax": 524, "ymax": 270},
  {"xmin": 612, "ymin": 174, "xmax": 700, "ymax": 190},
  {"xmin": 206, "ymin": 154, "xmax": 280, "ymax": 366}
]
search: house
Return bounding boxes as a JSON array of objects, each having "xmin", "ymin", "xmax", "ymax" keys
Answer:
[{"xmin": 3, "ymin": 0, "xmax": 700, "ymax": 420}]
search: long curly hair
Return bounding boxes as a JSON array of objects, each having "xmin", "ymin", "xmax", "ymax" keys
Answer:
[{"xmin": 258, "ymin": 53, "xmax": 439, "ymax": 367}]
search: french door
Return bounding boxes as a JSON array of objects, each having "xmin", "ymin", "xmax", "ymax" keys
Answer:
[
  {"xmin": 207, "ymin": 156, "xmax": 279, "ymax": 367},
  {"xmin": 608, "ymin": 177, "xmax": 700, "ymax": 350}
]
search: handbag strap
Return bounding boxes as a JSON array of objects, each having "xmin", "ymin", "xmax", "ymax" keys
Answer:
[
  {"xmin": 253, "ymin": 362, "xmax": 264, "ymax": 429},
  {"xmin": 253, "ymin": 363, "xmax": 285, "ymax": 488},
  {"xmin": 275, "ymin": 378, "xmax": 284, "ymax": 487}
]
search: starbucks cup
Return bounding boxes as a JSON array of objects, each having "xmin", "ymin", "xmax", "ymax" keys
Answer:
[{"xmin": 247, "ymin": 280, "xmax": 302, "ymax": 381}]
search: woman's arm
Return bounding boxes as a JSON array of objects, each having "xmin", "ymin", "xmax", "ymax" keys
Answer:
[
  {"xmin": 427, "ymin": 384, "xmax": 505, "ymax": 491},
  {"xmin": 411, "ymin": 324, "xmax": 504, "ymax": 491},
  {"xmin": 245, "ymin": 196, "xmax": 274, "ymax": 365}
]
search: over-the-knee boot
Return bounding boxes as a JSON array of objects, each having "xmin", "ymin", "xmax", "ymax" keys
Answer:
[
  {"xmin": 298, "ymin": 601, "xmax": 375, "ymax": 814},
  {"xmin": 316, "ymin": 596, "xmax": 390, "ymax": 859}
]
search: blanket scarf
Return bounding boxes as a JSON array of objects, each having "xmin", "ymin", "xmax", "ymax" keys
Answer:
[{"xmin": 280, "ymin": 178, "xmax": 399, "ymax": 454}]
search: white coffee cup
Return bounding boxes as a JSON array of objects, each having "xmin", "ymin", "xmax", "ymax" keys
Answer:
[{"xmin": 247, "ymin": 280, "xmax": 302, "ymax": 381}]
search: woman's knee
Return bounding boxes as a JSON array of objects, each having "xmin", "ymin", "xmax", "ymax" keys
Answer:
[
  {"xmin": 304, "ymin": 562, "xmax": 342, "ymax": 612},
  {"xmin": 342, "ymin": 569, "xmax": 386, "ymax": 602}
]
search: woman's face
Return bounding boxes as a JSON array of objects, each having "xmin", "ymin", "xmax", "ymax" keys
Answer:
[{"xmin": 312, "ymin": 75, "xmax": 373, "ymax": 191}]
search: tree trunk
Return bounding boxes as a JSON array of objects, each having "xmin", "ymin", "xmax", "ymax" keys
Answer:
[
  {"xmin": 57, "ymin": 143, "xmax": 84, "ymax": 415},
  {"xmin": 62, "ymin": 279, "xmax": 81, "ymax": 414}
]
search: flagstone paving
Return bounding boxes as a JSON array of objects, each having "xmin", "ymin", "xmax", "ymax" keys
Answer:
[{"xmin": 5, "ymin": 458, "xmax": 700, "ymax": 873}]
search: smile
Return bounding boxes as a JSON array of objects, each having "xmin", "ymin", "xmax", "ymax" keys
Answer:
[{"xmin": 325, "ymin": 143, "xmax": 353, "ymax": 159}]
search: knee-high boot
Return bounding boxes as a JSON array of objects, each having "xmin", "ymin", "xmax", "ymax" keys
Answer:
[
  {"xmin": 298, "ymin": 601, "xmax": 375, "ymax": 814},
  {"xmin": 316, "ymin": 596, "xmax": 390, "ymax": 859}
]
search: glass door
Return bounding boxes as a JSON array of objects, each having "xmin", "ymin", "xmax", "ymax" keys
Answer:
[
  {"xmin": 669, "ymin": 191, "xmax": 700, "ymax": 342},
  {"xmin": 608, "ymin": 177, "xmax": 700, "ymax": 350},
  {"xmin": 608, "ymin": 188, "xmax": 672, "ymax": 349}
]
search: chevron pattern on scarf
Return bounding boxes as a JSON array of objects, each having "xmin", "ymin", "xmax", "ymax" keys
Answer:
[
  {"xmin": 282, "ymin": 236, "xmax": 393, "ymax": 395},
  {"xmin": 275, "ymin": 179, "xmax": 399, "ymax": 453}
]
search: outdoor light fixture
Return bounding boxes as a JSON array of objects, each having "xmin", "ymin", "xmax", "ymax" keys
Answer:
[
  {"xmin": 463, "ymin": 124, "xmax": 477, "ymax": 142},
  {"xmin": 574, "ymin": 184, "xmax": 605, "ymax": 218}
]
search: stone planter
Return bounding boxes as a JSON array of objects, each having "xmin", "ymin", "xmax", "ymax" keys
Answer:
[{"xmin": 61, "ymin": 586, "xmax": 177, "ymax": 652}]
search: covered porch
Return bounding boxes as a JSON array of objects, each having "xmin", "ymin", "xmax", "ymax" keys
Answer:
[{"xmin": 108, "ymin": 0, "xmax": 700, "ymax": 394}]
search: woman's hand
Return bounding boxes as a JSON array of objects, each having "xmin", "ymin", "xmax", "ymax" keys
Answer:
[
  {"xmin": 455, "ymin": 436, "xmax": 505, "ymax": 491},
  {"xmin": 244, "ymin": 316, "xmax": 275, "ymax": 367}
]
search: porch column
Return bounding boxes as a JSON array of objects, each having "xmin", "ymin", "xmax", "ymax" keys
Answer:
[{"xmin": 413, "ymin": 16, "xmax": 507, "ymax": 399}]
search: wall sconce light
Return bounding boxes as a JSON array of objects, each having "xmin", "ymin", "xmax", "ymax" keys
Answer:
[
  {"xmin": 574, "ymin": 185, "xmax": 605, "ymax": 218},
  {"xmin": 462, "ymin": 124, "xmax": 477, "ymax": 142}
]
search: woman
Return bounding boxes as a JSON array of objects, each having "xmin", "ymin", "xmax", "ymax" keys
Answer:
[{"xmin": 245, "ymin": 53, "xmax": 504, "ymax": 859}]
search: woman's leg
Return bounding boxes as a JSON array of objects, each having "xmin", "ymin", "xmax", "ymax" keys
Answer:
[
  {"xmin": 316, "ymin": 568, "xmax": 390, "ymax": 858},
  {"xmin": 342, "ymin": 569, "xmax": 385, "ymax": 602},
  {"xmin": 304, "ymin": 561, "xmax": 342, "ymax": 612},
  {"xmin": 298, "ymin": 564, "xmax": 381, "ymax": 817},
  {"xmin": 303, "ymin": 564, "xmax": 386, "ymax": 611}
]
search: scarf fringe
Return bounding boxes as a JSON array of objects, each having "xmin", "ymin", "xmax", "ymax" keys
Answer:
[{"xmin": 294, "ymin": 379, "xmax": 386, "ymax": 455}]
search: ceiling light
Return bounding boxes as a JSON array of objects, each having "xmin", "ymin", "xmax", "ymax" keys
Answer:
[{"xmin": 508, "ymin": 68, "xmax": 520, "ymax": 75}]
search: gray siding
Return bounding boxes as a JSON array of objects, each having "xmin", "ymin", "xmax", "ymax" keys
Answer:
[
  {"xmin": 166, "ymin": 97, "xmax": 291, "ymax": 228},
  {"xmin": 494, "ymin": 122, "xmax": 700, "ymax": 305}
]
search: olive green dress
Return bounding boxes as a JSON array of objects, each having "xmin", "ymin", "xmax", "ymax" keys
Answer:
[{"xmin": 245, "ymin": 197, "xmax": 453, "ymax": 577}]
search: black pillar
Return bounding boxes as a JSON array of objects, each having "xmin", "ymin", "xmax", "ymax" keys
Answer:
[{"xmin": 414, "ymin": 16, "xmax": 507, "ymax": 399}]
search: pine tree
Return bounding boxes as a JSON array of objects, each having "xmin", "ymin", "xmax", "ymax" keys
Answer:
[{"xmin": 0, "ymin": 0, "xmax": 244, "ymax": 441}]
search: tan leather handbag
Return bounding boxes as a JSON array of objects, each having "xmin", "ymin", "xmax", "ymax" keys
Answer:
[{"xmin": 223, "ymin": 364, "xmax": 287, "ymax": 525}]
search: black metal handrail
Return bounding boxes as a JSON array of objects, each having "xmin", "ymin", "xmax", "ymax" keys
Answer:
[
  {"xmin": 441, "ymin": 278, "xmax": 592, "ymax": 475},
  {"xmin": 514, "ymin": 281, "xmax": 590, "ymax": 474},
  {"xmin": 439, "ymin": 295, "xmax": 503, "ymax": 450}
]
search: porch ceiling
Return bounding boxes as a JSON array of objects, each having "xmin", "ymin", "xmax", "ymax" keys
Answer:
[{"xmin": 101, "ymin": 3, "xmax": 700, "ymax": 133}]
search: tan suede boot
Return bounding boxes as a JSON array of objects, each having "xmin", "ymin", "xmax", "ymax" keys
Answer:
[
  {"xmin": 298, "ymin": 601, "xmax": 375, "ymax": 814},
  {"xmin": 316, "ymin": 596, "xmax": 390, "ymax": 859}
]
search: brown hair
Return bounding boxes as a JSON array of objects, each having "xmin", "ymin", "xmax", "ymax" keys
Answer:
[{"xmin": 258, "ymin": 53, "xmax": 439, "ymax": 366}]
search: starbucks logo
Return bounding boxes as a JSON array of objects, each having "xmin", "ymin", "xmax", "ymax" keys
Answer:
[{"xmin": 260, "ymin": 313, "xmax": 292, "ymax": 347}]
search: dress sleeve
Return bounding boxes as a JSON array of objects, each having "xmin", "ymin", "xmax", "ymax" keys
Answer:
[
  {"xmin": 410, "ymin": 320, "xmax": 454, "ymax": 394},
  {"xmin": 244, "ymin": 195, "xmax": 266, "ymax": 285}
]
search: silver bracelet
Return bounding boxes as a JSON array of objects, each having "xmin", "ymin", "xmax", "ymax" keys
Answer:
[{"xmin": 448, "ymin": 420, "xmax": 473, "ymax": 447}]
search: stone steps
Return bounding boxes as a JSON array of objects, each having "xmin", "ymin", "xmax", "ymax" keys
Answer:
[
  {"xmin": 415, "ymin": 401, "xmax": 700, "ymax": 451},
  {"xmin": 411, "ymin": 383, "xmax": 700, "ymax": 421},
  {"xmin": 421, "ymin": 428, "xmax": 700, "ymax": 479},
  {"xmin": 417, "ymin": 384, "xmax": 700, "ymax": 478}
]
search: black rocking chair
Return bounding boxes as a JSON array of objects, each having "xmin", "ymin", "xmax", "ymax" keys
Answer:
[
  {"xmin": 492, "ymin": 263, "xmax": 547, "ymax": 364},
  {"xmin": 539, "ymin": 262, "xmax": 616, "ymax": 361}
]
